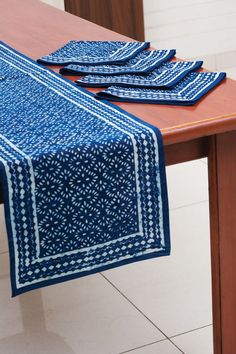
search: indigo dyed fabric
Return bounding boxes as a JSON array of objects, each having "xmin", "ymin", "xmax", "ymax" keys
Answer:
[
  {"xmin": 75, "ymin": 61, "xmax": 203, "ymax": 88},
  {"xmin": 96, "ymin": 72, "xmax": 226, "ymax": 105},
  {"xmin": 37, "ymin": 40, "xmax": 150, "ymax": 65},
  {"xmin": 60, "ymin": 49, "xmax": 176, "ymax": 76},
  {"xmin": 0, "ymin": 42, "xmax": 170, "ymax": 296}
]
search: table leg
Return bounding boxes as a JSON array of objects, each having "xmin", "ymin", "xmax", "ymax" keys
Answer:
[{"xmin": 208, "ymin": 131, "xmax": 236, "ymax": 354}]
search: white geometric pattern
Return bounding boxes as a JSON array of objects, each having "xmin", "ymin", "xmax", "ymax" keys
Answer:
[
  {"xmin": 76, "ymin": 61, "xmax": 203, "ymax": 88},
  {"xmin": 37, "ymin": 40, "xmax": 150, "ymax": 65},
  {"xmin": 96, "ymin": 72, "xmax": 226, "ymax": 105},
  {"xmin": 60, "ymin": 49, "xmax": 176, "ymax": 75},
  {"xmin": 0, "ymin": 42, "xmax": 170, "ymax": 296}
]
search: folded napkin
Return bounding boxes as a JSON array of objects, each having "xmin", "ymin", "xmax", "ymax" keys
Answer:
[
  {"xmin": 37, "ymin": 40, "xmax": 150, "ymax": 65},
  {"xmin": 0, "ymin": 42, "xmax": 170, "ymax": 296},
  {"xmin": 96, "ymin": 72, "xmax": 226, "ymax": 105},
  {"xmin": 75, "ymin": 61, "xmax": 203, "ymax": 88},
  {"xmin": 60, "ymin": 49, "xmax": 176, "ymax": 76}
]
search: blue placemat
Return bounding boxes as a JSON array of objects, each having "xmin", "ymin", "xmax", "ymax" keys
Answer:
[
  {"xmin": 37, "ymin": 40, "xmax": 150, "ymax": 65},
  {"xmin": 96, "ymin": 72, "xmax": 226, "ymax": 105},
  {"xmin": 75, "ymin": 61, "xmax": 203, "ymax": 88},
  {"xmin": 0, "ymin": 42, "xmax": 170, "ymax": 296},
  {"xmin": 60, "ymin": 49, "xmax": 176, "ymax": 75}
]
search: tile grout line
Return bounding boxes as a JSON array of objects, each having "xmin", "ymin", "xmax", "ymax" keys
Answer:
[
  {"xmin": 170, "ymin": 199, "xmax": 209, "ymax": 212},
  {"xmin": 118, "ymin": 338, "xmax": 168, "ymax": 354},
  {"xmin": 100, "ymin": 273, "xmax": 185, "ymax": 354},
  {"xmin": 119, "ymin": 322, "xmax": 213, "ymax": 354},
  {"xmin": 170, "ymin": 323, "xmax": 212, "ymax": 339}
]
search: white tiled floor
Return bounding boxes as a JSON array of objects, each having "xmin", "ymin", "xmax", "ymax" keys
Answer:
[
  {"xmin": 166, "ymin": 160, "xmax": 208, "ymax": 209},
  {"xmin": 172, "ymin": 326, "xmax": 213, "ymax": 354},
  {"xmin": 121, "ymin": 340, "xmax": 181, "ymax": 354},
  {"xmin": 103, "ymin": 201, "xmax": 212, "ymax": 338},
  {"xmin": 0, "ymin": 159, "xmax": 214, "ymax": 353}
]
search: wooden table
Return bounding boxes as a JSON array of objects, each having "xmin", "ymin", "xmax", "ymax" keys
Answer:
[{"xmin": 1, "ymin": 1, "xmax": 236, "ymax": 353}]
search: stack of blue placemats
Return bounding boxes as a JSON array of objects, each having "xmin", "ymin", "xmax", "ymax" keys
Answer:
[
  {"xmin": 59, "ymin": 49, "xmax": 176, "ymax": 75},
  {"xmin": 37, "ymin": 40, "xmax": 226, "ymax": 105},
  {"xmin": 75, "ymin": 61, "xmax": 203, "ymax": 88},
  {"xmin": 37, "ymin": 40, "xmax": 150, "ymax": 65},
  {"xmin": 95, "ymin": 72, "xmax": 226, "ymax": 106}
]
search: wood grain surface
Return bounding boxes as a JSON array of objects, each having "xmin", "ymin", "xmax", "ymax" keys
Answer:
[
  {"xmin": 64, "ymin": 0, "xmax": 145, "ymax": 41},
  {"xmin": 208, "ymin": 131, "xmax": 236, "ymax": 354}
]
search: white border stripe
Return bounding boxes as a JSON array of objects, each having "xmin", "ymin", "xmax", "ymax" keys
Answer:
[{"xmin": 0, "ymin": 44, "xmax": 165, "ymax": 289}]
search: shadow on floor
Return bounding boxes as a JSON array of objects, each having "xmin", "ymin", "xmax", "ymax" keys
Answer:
[{"xmin": 0, "ymin": 290, "xmax": 75, "ymax": 354}]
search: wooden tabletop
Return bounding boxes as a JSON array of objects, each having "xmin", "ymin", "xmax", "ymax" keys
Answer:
[{"xmin": 1, "ymin": 0, "xmax": 236, "ymax": 145}]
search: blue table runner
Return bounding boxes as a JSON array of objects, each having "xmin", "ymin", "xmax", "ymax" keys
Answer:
[{"xmin": 0, "ymin": 42, "xmax": 170, "ymax": 296}]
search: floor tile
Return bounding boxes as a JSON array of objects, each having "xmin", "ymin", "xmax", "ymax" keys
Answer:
[
  {"xmin": 43, "ymin": 276, "xmax": 165, "ymax": 354},
  {"xmin": 172, "ymin": 326, "xmax": 213, "ymax": 354},
  {"xmin": 103, "ymin": 202, "xmax": 212, "ymax": 337},
  {"xmin": 0, "ymin": 251, "xmax": 10, "ymax": 278},
  {"xmin": 0, "ymin": 205, "xmax": 8, "ymax": 254},
  {"xmin": 0, "ymin": 253, "xmax": 164, "ymax": 354},
  {"xmin": 122, "ymin": 339, "xmax": 182, "ymax": 354},
  {"xmin": 166, "ymin": 160, "xmax": 208, "ymax": 210},
  {"xmin": 0, "ymin": 253, "xmax": 25, "ymax": 342}
]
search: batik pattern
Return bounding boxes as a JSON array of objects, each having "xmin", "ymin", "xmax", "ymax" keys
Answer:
[
  {"xmin": 60, "ymin": 49, "xmax": 176, "ymax": 75},
  {"xmin": 96, "ymin": 72, "xmax": 226, "ymax": 105},
  {"xmin": 76, "ymin": 61, "xmax": 203, "ymax": 88},
  {"xmin": 37, "ymin": 40, "xmax": 150, "ymax": 65},
  {"xmin": 0, "ymin": 42, "xmax": 170, "ymax": 296}
]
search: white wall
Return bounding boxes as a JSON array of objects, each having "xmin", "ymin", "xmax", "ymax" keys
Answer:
[
  {"xmin": 40, "ymin": 0, "xmax": 64, "ymax": 11},
  {"xmin": 143, "ymin": 0, "xmax": 236, "ymax": 70}
]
